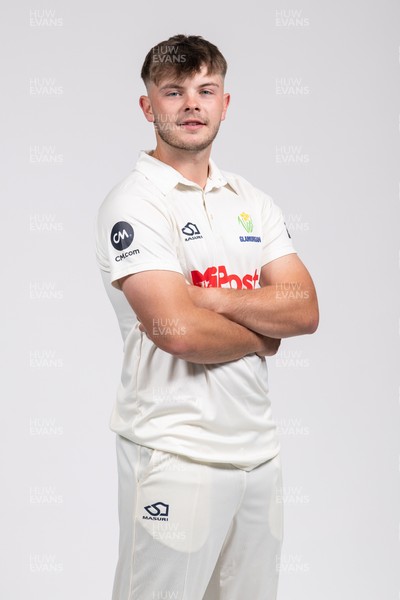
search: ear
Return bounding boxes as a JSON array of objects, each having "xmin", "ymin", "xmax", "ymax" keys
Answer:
[
  {"xmin": 221, "ymin": 93, "xmax": 230, "ymax": 121},
  {"xmin": 139, "ymin": 95, "xmax": 154, "ymax": 123}
]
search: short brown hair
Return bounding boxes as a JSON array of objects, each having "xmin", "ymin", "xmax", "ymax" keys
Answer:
[{"xmin": 141, "ymin": 34, "xmax": 228, "ymax": 87}]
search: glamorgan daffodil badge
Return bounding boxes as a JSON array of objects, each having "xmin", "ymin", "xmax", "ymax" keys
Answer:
[{"xmin": 238, "ymin": 212, "xmax": 254, "ymax": 233}]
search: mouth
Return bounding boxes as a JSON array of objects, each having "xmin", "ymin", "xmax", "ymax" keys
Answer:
[{"xmin": 179, "ymin": 119, "xmax": 206, "ymax": 130}]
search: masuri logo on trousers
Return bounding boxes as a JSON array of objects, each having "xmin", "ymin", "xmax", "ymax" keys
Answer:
[{"xmin": 143, "ymin": 502, "xmax": 170, "ymax": 521}]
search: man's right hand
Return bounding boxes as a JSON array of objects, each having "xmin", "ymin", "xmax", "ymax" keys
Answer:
[{"xmin": 256, "ymin": 335, "xmax": 281, "ymax": 358}]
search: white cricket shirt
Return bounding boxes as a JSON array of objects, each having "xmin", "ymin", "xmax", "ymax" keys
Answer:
[{"xmin": 96, "ymin": 151, "xmax": 296, "ymax": 469}]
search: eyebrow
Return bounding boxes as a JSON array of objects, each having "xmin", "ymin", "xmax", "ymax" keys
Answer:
[{"xmin": 159, "ymin": 82, "xmax": 220, "ymax": 91}]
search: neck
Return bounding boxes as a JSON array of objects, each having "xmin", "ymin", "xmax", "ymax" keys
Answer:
[{"xmin": 151, "ymin": 143, "xmax": 211, "ymax": 188}]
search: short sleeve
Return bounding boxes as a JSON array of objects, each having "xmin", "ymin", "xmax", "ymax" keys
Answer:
[
  {"xmin": 95, "ymin": 190, "xmax": 184, "ymax": 289},
  {"xmin": 261, "ymin": 194, "xmax": 296, "ymax": 266}
]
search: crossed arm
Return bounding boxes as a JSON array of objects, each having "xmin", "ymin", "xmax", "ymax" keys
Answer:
[
  {"xmin": 187, "ymin": 253, "xmax": 319, "ymax": 339},
  {"xmin": 119, "ymin": 253, "xmax": 319, "ymax": 365}
]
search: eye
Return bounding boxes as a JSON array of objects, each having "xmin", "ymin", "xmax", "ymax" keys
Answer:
[
  {"xmin": 200, "ymin": 90, "xmax": 213, "ymax": 95},
  {"xmin": 165, "ymin": 91, "xmax": 181, "ymax": 97}
]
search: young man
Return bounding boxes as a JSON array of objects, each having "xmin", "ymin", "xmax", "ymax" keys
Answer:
[{"xmin": 96, "ymin": 34, "xmax": 318, "ymax": 600}]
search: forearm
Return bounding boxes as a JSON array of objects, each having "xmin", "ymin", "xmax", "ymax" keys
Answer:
[
  {"xmin": 146, "ymin": 306, "xmax": 274, "ymax": 364},
  {"xmin": 120, "ymin": 270, "xmax": 280, "ymax": 363},
  {"xmin": 188, "ymin": 283, "xmax": 319, "ymax": 338}
]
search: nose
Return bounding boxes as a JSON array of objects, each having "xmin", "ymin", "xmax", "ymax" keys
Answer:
[{"xmin": 183, "ymin": 93, "xmax": 200, "ymax": 112}]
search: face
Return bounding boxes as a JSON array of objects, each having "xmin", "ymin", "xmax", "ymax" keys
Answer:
[{"xmin": 140, "ymin": 65, "xmax": 230, "ymax": 153}]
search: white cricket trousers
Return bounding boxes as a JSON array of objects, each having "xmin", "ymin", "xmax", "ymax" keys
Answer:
[{"xmin": 112, "ymin": 434, "xmax": 284, "ymax": 600}]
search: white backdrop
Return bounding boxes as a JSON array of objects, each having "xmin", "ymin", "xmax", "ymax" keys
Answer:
[{"xmin": 1, "ymin": 0, "xmax": 400, "ymax": 598}]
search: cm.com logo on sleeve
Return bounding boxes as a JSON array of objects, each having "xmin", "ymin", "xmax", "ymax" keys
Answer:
[{"xmin": 110, "ymin": 221, "xmax": 140, "ymax": 262}]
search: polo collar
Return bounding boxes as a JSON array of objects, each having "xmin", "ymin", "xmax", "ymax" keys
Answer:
[{"xmin": 134, "ymin": 151, "xmax": 239, "ymax": 195}]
